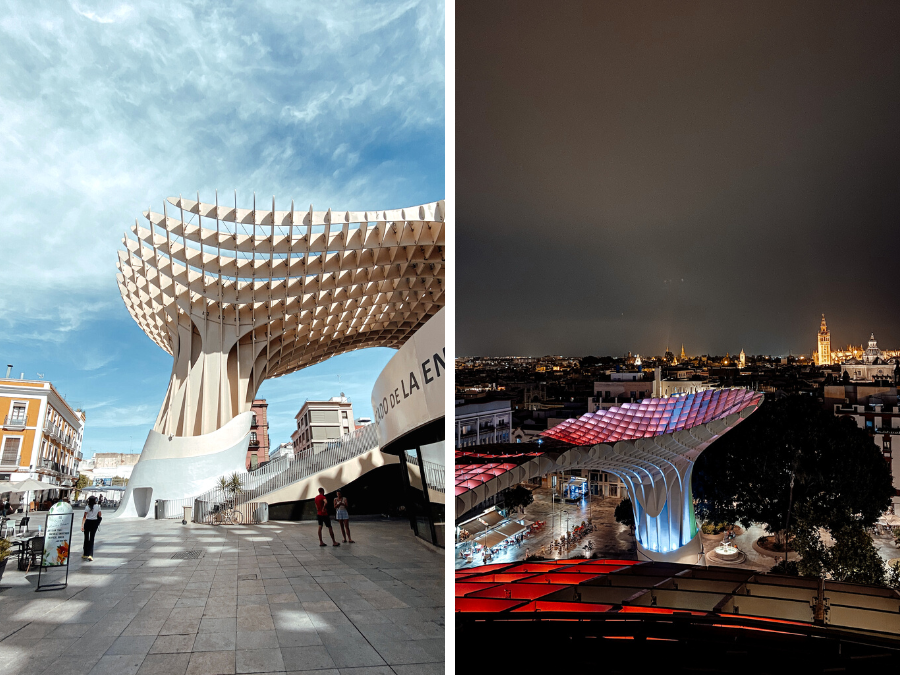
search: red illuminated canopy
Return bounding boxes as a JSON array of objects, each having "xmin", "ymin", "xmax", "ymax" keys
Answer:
[{"xmin": 542, "ymin": 388, "xmax": 763, "ymax": 446}]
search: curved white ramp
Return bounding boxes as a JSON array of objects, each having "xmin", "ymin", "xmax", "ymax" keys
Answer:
[{"xmin": 115, "ymin": 411, "xmax": 251, "ymax": 519}]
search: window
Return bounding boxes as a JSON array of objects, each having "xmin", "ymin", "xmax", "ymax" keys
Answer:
[
  {"xmin": 252, "ymin": 414, "xmax": 258, "ymax": 426},
  {"xmin": 2, "ymin": 438, "xmax": 21, "ymax": 465},
  {"xmin": 11, "ymin": 404, "xmax": 26, "ymax": 422},
  {"xmin": 341, "ymin": 411, "xmax": 348, "ymax": 419},
  {"xmin": 250, "ymin": 431, "xmax": 258, "ymax": 443}
]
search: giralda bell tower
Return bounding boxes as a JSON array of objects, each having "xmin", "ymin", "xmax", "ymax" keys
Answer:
[{"xmin": 817, "ymin": 314, "xmax": 832, "ymax": 366}]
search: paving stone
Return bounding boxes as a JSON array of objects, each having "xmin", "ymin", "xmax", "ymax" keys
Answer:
[
  {"xmin": 0, "ymin": 518, "xmax": 442, "ymax": 675},
  {"xmin": 192, "ymin": 631, "xmax": 237, "ymax": 652},
  {"xmin": 106, "ymin": 634, "xmax": 158, "ymax": 655},
  {"xmin": 235, "ymin": 629, "xmax": 279, "ymax": 649},
  {"xmin": 87, "ymin": 654, "xmax": 145, "ymax": 675},
  {"xmin": 185, "ymin": 650, "xmax": 235, "ymax": 675},
  {"xmin": 136, "ymin": 652, "xmax": 191, "ymax": 675},
  {"xmin": 235, "ymin": 647, "xmax": 285, "ymax": 673},
  {"xmin": 149, "ymin": 634, "xmax": 196, "ymax": 654},
  {"xmin": 199, "ymin": 617, "xmax": 237, "ymax": 633},
  {"xmin": 281, "ymin": 645, "xmax": 335, "ymax": 670}
]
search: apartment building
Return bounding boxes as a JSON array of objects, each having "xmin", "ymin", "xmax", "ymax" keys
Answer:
[
  {"xmin": 455, "ymin": 399, "xmax": 512, "ymax": 448},
  {"xmin": 0, "ymin": 375, "xmax": 85, "ymax": 502},
  {"xmin": 249, "ymin": 399, "xmax": 270, "ymax": 469},
  {"xmin": 291, "ymin": 395, "xmax": 354, "ymax": 456}
]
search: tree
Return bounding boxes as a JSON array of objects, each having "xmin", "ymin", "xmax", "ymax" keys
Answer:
[
  {"xmin": 504, "ymin": 485, "xmax": 534, "ymax": 512},
  {"xmin": 827, "ymin": 524, "xmax": 886, "ymax": 586},
  {"xmin": 694, "ymin": 395, "xmax": 893, "ymax": 546},
  {"xmin": 74, "ymin": 474, "xmax": 90, "ymax": 499},
  {"xmin": 614, "ymin": 497, "xmax": 636, "ymax": 536}
]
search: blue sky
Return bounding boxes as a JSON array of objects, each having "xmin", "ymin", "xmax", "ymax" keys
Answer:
[{"xmin": 0, "ymin": 1, "xmax": 444, "ymax": 457}]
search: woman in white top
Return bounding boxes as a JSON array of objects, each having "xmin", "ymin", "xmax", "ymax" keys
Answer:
[
  {"xmin": 81, "ymin": 496, "xmax": 101, "ymax": 561},
  {"xmin": 333, "ymin": 490, "xmax": 354, "ymax": 543}
]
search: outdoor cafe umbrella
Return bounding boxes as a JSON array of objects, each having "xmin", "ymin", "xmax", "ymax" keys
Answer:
[{"xmin": 0, "ymin": 478, "xmax": 50, "ymax": 518}]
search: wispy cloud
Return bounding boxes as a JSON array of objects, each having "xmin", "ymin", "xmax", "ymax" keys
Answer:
[{"xmin": 0, "ymin": 1, "xmax": 443, "ymax": 458}]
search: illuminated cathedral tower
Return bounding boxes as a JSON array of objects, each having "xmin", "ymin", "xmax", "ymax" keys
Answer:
[{"xmin": 817, "ymin": 314, "xmax": 832, "ymax": 366}]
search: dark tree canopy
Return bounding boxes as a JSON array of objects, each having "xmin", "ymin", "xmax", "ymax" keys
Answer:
[
  {"xmin": 693, "ymin": 394, "xmax": 893, "ymax": 536},
  {"xmin": 504, "ymin": 485, "xmax": 534, "ymax": 511},
  {"xmin": 614, "ymin": 497, "xmax": 635, "ymax": 530}
]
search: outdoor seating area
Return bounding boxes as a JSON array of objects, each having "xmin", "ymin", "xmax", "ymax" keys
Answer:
[{"xmin": 457, "ymin": 510, "xmax": 546, "ymax": 563}]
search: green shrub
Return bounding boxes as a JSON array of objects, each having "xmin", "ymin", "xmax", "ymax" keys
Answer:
[
  {"xmin": 0, "ymin": 538, "xmax": 10, "ymax": 563},
  {"xmin": 770, "ymin": 559, "xmax": 799, "ymax": 576}
]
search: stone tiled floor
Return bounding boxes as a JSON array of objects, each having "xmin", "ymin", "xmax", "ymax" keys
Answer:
[{"xmin": 0, "ymin": 517, "xmax": 443, "ymax": 675}]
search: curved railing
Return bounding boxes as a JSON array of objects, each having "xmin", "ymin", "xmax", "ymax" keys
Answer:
[
  {"xmin": 402, "ymin": 450, "xmax": 446, "ymax": 493},
  {"xmin": 192, "ymin": 424, "xmax": 379, "ymax": 523}
]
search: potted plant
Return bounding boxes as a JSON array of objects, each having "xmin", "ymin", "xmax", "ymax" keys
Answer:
[
  {"xmin": 216, "ymin": 473, "xmax": 244, "ymax": 511},
  {"xmin": 0, "ymin": 538, "xmax": 11, "ymax": 583}
]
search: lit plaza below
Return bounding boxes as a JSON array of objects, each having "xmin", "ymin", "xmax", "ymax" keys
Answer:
[{"xmin": 456, "ymin": 389, "xmax": 763, "ymax": 563}]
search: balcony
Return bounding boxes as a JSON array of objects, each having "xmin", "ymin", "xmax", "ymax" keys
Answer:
[
  {"xmin": 3, "ymin": 415, "xmax": 27, "ymax": 429},
  {"xmin": 249, "ymin": 439, "xmax": 260, "ymax": 447},
  {"xmin": 40, "ymin": 459, "xmax": 62, "ymax": 474}
]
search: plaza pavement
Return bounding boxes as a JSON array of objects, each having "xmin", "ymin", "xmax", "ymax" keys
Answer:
[
  {"xmin": 0, "ymin": 516, "xmax": 443, "ymax": 675},
  {"xmin": 456, "ymin": 486, "xmax": 900, "ymax": 573}
]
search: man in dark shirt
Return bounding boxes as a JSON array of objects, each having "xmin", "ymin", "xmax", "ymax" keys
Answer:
[{"xmin": 315, "ymin": 487, "xmax": 340, "ymax": 547}]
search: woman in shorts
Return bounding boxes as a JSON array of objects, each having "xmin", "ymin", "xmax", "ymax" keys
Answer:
[{"xmin": 334, "ymin": 490, "xmax": 354, "ymax": 543}]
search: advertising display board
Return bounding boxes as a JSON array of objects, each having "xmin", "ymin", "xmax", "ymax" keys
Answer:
[
  {"xmin": 37, "ymin": 501, "xmax": 74, "ymax": 591},
  {"xmin": 371, "ymin": 308, "xmax": 445, "ymax": 450}
]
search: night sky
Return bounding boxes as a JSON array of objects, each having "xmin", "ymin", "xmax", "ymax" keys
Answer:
[{"xmin": 457, "ymin": 1, "xmax": 900, "ymax": 358}]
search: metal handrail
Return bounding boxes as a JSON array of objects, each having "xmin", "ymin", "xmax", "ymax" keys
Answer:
[
  {"xmin": 422, "ymin": 459, "xmax": 445, "ymax": 493},
  {"xmin": 4, "ymin": 415, "xmax": 27, "ymax": 427},
  {"xmin": 192, "ymin": 424, "xmax": 379, "ymax": 522},
  {"xmin": 402, "ymin": 451, "xmax": 446, "ymax": 493}
]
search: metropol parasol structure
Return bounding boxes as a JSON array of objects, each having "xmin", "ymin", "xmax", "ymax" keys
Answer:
[
  {"xmin": 115, "ymin": 193, "xmax": 444, "ymax": 517},
  {"xmin": 456, "ymin": 387, "xmax": 763, "ymax": 563}
]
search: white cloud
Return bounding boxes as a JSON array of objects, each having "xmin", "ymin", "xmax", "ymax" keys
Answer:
[
  {"xmin": 85, "ymin": 403, "xmax": 158, "ymax": 428},
  {"xmin": 70, "ymin": 2, "xmax": 136, "ymax": 24},
  {"xmin": 0, "ymin": 0, "xmax": 444, "ymax": 328}
]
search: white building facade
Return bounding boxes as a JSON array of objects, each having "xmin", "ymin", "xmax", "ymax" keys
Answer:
[
  {"xmin": 840, "ymin": 333, "xmax": 897, "ymax": 382},
  {"xmin": 291, "ymin": 396, "xmax": 354, "ymax": 456},
  {"xmin": 455, "ymin": 399, "xmax": 512, "ymax": 448}
]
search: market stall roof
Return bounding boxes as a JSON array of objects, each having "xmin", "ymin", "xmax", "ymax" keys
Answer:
[
  {"xmin": 474, "ymin": 530, "xmax": 507, "ymax": 549},
  {"xmin": 459, "ymin": 510, "xmax": 503, "ymax": 534},
  {"xmin": 495, "ymin": 522, "xmax": 527, "ymax": 539}
]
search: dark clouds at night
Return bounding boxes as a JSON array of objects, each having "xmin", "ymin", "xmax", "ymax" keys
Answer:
[{"xmin": 457, "ymin": 1, "xmax": 900, "ymax": 357}]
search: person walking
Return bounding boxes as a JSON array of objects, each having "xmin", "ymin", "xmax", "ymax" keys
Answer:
[
  {"xmin": 333, "ymin": 490, "xmax": 354, "ymax": 543},
  {"xmin": 314, "ymin": 487, "xmax": 340, "ymax": 547},
  {"xmin": 81, "ymin": 495, "xmax": 101, "ymax": 560}
]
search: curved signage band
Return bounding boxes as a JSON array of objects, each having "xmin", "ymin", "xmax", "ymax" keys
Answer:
[{"xmin": 371, "ymin": 307, "xmax": 445, "ymax": 450}]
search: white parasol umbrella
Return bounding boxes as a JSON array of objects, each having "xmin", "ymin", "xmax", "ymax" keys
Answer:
[{"xmin": 0, "ymin": 478, "xmax": 51, "ymax": 519}]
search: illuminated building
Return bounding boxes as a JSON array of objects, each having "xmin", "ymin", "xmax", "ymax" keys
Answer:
[
  {"xmin": 840, "ymin": 333, "xmax": 898, "ymax": 382},
  {"xmin": 816, "ymin": 314, "xmax": 832, "ymax": 365},
  {"xmin": 455, "ymin": 388, "xmax": 763, "ymax": 563},
  {"xmin": 456, "ymin": 399, "xmax": 512, "ymax": 447}
]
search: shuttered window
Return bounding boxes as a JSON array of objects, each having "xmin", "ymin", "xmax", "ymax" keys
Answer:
[
  {"xmin": 310, "ymin": 410, "xmax": 339, "ymax": 424},
  {"xmin": 2, "ymin": 438, "xmax": 21, "ymax": 465}
]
